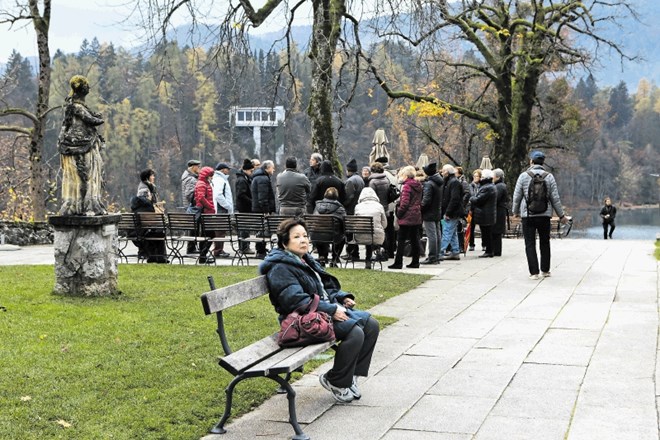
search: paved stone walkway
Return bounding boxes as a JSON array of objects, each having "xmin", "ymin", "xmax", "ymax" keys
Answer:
[{"xmin": 2, "ymin": 238, "xmax": 658, "ymax": 439}]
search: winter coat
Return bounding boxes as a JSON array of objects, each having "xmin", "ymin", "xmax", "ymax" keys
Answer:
[
  {"xmin": 304, "ymin": 165, "xmax": 322, "ymax": 190},
  {"xmin": 600, "ymin": 205, "xmax": 617, "ymax": 224},
  {"xmin": 344, "ymin": 173, "xmax": 365, "ymax": 215},
  {"xmin": 368, "ymin": 172, "xmax": 390, "ymax": 211},
  {"xmin": 442, "ymin": 175, "xmax": 464, "ymax": 219},
  {"xmin": 354, "ymin": 187, "xmax": 387, "ymax": 245},
  {"xmin": 469, "ymin": 179, "xmax": 497, "ymax": 226},
  {"xmin": 395, "ymin": 177, "xmax": 423, "ymax": 226},
  {"xmin": 234, "ymin": 170, "xmax": 252, "ymax": 212},
  {"xmin": 458, "ymin": 175, "xmax": 471, "ymax": 214},
  {"xmin": 212, "ymin": 171, "xmax": 234, "ymax": 214},
  {"xmin": 251, "ymin": 168, "xmax": 276, "ymax": 214},
  {"xmin": 511, "ymin": 164, "xmax": 565, "ymax": 218},
  {"xmin": 259, "ymin": 248, "xmax": 369, "ymax": 339},
  {"xmin": 131, "ymin": 181, "xmax": 158, "ymax": 213},
  {"xmin": 313, "ymin": 198, "xmax": 346, "ymax": 243},
  {"xmin": 307, "ymin": 161, "xmax": 346, "ymax": 213},
  {"xmin": 494, "ymin": 180, "xmax": 509, "ymax": 234},
  {"xmin": 277, "ymin": 169, "xmax": 311, "ymax": 209},
  {"xmin": 421, "ymin": 174, "xmax": 444, "ymax": 222},
  {"xmin": 180, "ymin": 169, "xmax": 198, "ymax": 206},
  {"xmin": 194, "ymin": 166, "xmax": 216, "ymax": 214}
]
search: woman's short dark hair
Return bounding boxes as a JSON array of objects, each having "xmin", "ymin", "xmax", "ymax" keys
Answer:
[
  {"xmin": 370, "ymin": 162, "xmax": 384, "ymax": 173},
  {"xmin": 276, "ymin": 218, "xmax": 308, "ymax": 249},
  {"xmin": 323, "ymin": 187, "xmax": 339, "ymax": 200},
  {"xmin": 140, "ymin": 168, "xmax": 154, "ymax": 182}
]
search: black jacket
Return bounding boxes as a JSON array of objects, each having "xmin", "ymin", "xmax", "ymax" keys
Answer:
[
  {"xmin": 421, "ymin": 174, "xmax": 444, "ymax": 222},
  {"xmin": 442, "ymin": 175, "xmax": 463, "ymax": 219},
  {"xmin": 307, "ymin": 161, "xmax": 346, "ymax": 213},
  {"xmin": 494, "ymin": 180, "xmax": 509, "ymax": 234},
  {"xmin": 234, "ymin": 170, "xmax": 252, "ymax": 213},
  {"xmin": 251, "ymin": 168, "xmax": 276, "ymax": 213},
  {"xmin": 470, "ymin": 179, "xmax": 497, "ymax": 226}
]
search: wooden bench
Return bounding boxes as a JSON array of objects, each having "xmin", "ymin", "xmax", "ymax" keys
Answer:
[{"xmin": 200, "ymin": 275, "xmax": 336, "ymax": 439}]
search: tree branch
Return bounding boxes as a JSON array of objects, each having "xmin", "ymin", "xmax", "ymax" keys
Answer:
[
  {"xmin": 0, "ymin": 125, "xmax": 32, "ymax": 135},
  {"xmin": 0, "ymin": 108, "xmax": 38, "ymax": 125}
]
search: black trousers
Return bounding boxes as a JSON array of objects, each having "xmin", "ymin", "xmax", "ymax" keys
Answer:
[
  {"xmin": 522, "ymin": 216, "xmax": 551, "ymax": 275},
  {"xmin": 492, "ymin": 232, "xmax": 503, "ymax": 256},
  {"xmin": 479, "ymin": 224, "xmax": 493, "ymax": 255},
  {"xmin": 326, "ymin": 316, "xmax": 380, "ymax": 388},
  {"xmin": 603, "ymin": 221, "xmax": 615, "ymax": 239},
  {"xmin": 394, "ymin": 224, "xmax": 420, "ymax": 265},
  {"xmin": 385, "ymin": 213, "xmax": 397, "ymax": 257}
]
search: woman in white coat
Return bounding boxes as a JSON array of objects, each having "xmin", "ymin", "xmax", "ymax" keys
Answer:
[{"xmin": 354, "ymin": 187, "xmax": 388, "ymax": 269}]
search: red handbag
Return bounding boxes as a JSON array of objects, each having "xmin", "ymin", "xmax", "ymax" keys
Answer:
[{"xmin": 278, "ymin": 294, "xmax": 336, "ymax": 347}]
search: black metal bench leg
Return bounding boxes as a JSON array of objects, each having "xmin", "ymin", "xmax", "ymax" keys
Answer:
[
  {"xmin": 210, "ymin": 375, "xmax": 245, "ymax": 434},
  {"xmin": 270, "ymin": 375, "xmax": 310, "ymax": 440}
]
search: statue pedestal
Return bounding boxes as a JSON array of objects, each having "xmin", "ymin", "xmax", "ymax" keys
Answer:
[{"xmin": 48, "ymin": 214, "xmax": 121, "ymax": 297}]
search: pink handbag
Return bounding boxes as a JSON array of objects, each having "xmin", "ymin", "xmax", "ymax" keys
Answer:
[{"xmin": 278, "ymin": 294, "xmax": 335, "ymax": 347}]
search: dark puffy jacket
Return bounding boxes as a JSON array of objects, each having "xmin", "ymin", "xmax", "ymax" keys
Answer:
[
  {"xmin": 259, "ymin": 248, "xmax": 364, "ymax": 339},
  {"xmin": 344, "ymin": 173, "xmax": 365, "ymax": 215},
  {"xmin": 368, "ymin": 172, "xmax": 390, "ymax": 211},
  {"xmin": 251, "ymin": 168, "xmax": 276, "ymax": 213},
  {"xmin": 234, "ymin": 170, "xmax": 252, "ymax": 213},
  {"xmin": 442, "ymin": 175, "xmax": 463, "ymax": 219},
  {"xmin": 313, "ymin": 198, "xmax": 346, "ymax": 243},
  {"xmin": 396, "ymin": 178, "xmax": 423, "ymax": 226},
  {"xmin": 470, "ymin": 179, "xmax": 497, "ymax": 226},
  {"xmin": 421, "ymin": 174, "xmax": 444, "ymax": 222},
  {"xmin": 307, "ymin": 161, "xmax": 346, "ymax": 213},
  {"xmin": 194, "ymin": 166, "xmax": 215, "ymax": 214},
  {"xmin": 494, "ymin": 180, "xmax": 509, "ymax": 234}
]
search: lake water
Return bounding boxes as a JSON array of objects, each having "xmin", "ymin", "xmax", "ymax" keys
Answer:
[{"xmin": 568, "ymin": 206, "xmax": 659, "ymax": 240}]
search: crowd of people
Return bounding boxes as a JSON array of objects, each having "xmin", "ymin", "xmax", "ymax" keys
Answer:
[{"xmin": 129, "ymin": 151, "xmax": 578, "ymax": 279}]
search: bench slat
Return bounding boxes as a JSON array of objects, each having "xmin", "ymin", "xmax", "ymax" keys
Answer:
[
  {"xmin": 201, "ymin": 276, "xmax": 268, "ymax": 315},
  {"xmin": 245, "ymin": 341, "xmax": 335, "ymax": 376},
  {"xmin": 218, "ymin": 333, "xmax": 282, "ymax": 375}
]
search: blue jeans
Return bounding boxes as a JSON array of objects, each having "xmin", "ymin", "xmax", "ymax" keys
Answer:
[
  {"xmin": 423, "ymin": 220, "xmax": 441, "ymax": 260},
  {"xmin": 440, "ymin": 217, "xmax": 460, "ymax": 254}
]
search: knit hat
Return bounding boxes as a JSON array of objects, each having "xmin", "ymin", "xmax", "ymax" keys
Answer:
[
  {"xmin": 215, "ymin": 162, "xmax": 230, "ymax": 171},
  {"xmin": 346, "ymin": 158, "xmax": 358, "ymax": 172},
  {"xmin": 187, "ymin": 159, "xmax": 201, "ymax": 167},
  {"xmin": 375, "ymin": 156, "xmax": 389, "ymax": 164},
  {"xmin": 423, "ymin": 162, "xmax": 437, "ymax": 176},
  {"xmin": 242, "ymin": 158, "xmax": 255, "ymax": 170}
]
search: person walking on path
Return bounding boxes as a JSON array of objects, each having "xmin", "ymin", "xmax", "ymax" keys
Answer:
[
  {"xmin": 512, "ymin": 150, "xmax": 569, "ymax": 280},
  {"xmin": 439, "ymin": 164, "xmax": 463, "ymax": 261},
  {"xmin": 277, "ymin": 156, "xmax": 311, "ymax": 217},
  {"xmin": 600, "ymin": 197, "xmax": 617, "ymax": 239},
  {"xmin": 388, "ymin": 165, "xmax": 423, "ymax": 269},
  {"xmin": 181, "ymin": 159, "xmax": 201, "ymax": 254},
  {"xmin": 420, "ymin": 162, "xmax": 444, "ymax": 264},
  {"xmin": 194, "ymin": 166, "xmax": 217, "ymax": 264},
  {"xmin": 492, "ymin": 168, "xmax": 508, "ymax": 256},
  {"xmin": 469, "ymin": 168, "xmax": 497, "ymax": 258}
]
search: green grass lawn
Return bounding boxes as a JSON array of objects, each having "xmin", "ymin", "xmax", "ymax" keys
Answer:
[{"xmin": 0, "ymin": 264, "xmax": 430, "ymax": 439}]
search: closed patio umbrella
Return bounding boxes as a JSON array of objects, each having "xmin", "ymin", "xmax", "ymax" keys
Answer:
[{"xmin": 369, "ymin": 128, "xmax": 390, "ymax": 164}]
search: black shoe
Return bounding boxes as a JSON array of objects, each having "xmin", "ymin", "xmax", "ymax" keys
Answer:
[
  {"xmin": 406, "ymin": 263, "xmax": 420, "ymax": 268},
  {"xmin": 440, "ymin": 253, "xmax": 461, "ymax": 261},
  {"xmin": 468, "ymin": 246, "xmax": 475, "ymax": 251},
  {"xmin": 388, "ymin": 263, "xmax": 402, "ymax": 269},
  {"xmin": 420, "ymin": 258, "xmax": 438, "ymax": 265},
  {"xmin": 365, "ymin": 260, "xmax": 372, "ymax": 270},
  {"xmin": 478, "ymin": 253, "xmax": 494, "ymax": 258}
]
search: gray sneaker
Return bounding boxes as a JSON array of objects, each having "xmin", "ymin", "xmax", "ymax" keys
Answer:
[
  {"xmin": 319, "ymin": 373, "xmax": 354, "ymax": 403},
  {"xmin": 348, "ymin": 376, "xmax": 361, "ymax": 400}
]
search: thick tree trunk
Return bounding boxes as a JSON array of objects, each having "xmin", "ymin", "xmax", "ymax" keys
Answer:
[
  {"xmin": 29, "ymin": 0, "xmax": 51, "ymax": 221},
  {"xmin": 307, "ymin": 0, "xmax": 344, "ymax": 174}
]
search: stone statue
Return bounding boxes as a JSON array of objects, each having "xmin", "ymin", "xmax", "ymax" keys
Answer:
[{"xmin": 57, "ymin": 75, "xmax": 107, "ymax": 216}]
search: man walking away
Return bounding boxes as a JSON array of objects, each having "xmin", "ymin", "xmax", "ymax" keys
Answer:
[
  {"xmin": 439, "ymin": 164, "xmax": 463, "ymax": 261},
  {"xmin": 277, "ymin": 156, "xmax": 311, "ymax": 217},
  {"xmin": 181, "ymin": 159, "xmax": 200, "ymax": 254},
  {"xmin": 512, "ymin": 150, "xmax": 570, "ymax": 280},
  {"xmin": 421, "ymin": 162, "xmax": 444, "ymax": 264}
]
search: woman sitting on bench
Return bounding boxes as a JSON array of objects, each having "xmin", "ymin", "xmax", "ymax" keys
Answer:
[{"xmin": 259, "ymin": 218, "xmax": 380, "ymax": 403}]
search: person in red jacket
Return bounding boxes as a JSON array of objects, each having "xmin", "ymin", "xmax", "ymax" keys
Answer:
[
  {"xmin": 194, "ymin": 166, "xmax": 216, "ymax": 263},
  {"xmin": 389, "ymin": 165, "xmax": 423, "ymax": 269}
]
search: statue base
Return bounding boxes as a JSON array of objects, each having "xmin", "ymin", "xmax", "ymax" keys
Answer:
[{"xmin": 48, "ymin": 214, "xmax": 121, "ymax": 297}]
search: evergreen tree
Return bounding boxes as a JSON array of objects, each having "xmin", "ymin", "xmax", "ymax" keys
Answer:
[{"xmin": 607, "ymin": 81, "xmax": 633, "ymax": 129}]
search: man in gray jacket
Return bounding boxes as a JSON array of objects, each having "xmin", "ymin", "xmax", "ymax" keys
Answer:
[
  {"xmin": 277, "ymin": 156, "xmax": 311, "ymax": 217},
  {"xmin": 181, "ymin": 159, "xmax": 200, "ymax": 254},
  {"xmin": 512, "ymin": 150, "xmax": 570, "ymax": 280}
]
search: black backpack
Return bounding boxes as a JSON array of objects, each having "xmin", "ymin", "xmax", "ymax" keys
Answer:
[
  {"xmin": 526, "ymin": 170, "xmax": 549, "ymax": 214},
  {"xmin": 387, "ymin": 183, "xmax": 401, "ymax": 203}
]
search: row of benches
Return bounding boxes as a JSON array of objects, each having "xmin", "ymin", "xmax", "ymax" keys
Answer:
[{"xmin": 117, "ymin": 212, "xmax": 382, "ymax": 267}]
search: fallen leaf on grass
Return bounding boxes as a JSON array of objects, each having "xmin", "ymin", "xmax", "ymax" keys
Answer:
[
  {"xmin": 56, "ymin": 419, "xmax": 72, "ymax": 428},
  {"xmin": 20, "ymin": 396, "xmax": 32, "ymax": 402}
]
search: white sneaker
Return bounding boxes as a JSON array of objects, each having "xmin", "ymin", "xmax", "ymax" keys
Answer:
[
  {"xmin": 541, "ymin": 272, "xmax": 551, "ymax": 278},
  {"xmin": 348, "ymin": 376, "xmax": 361, "ymax": 400},
  {"xmin": 319, "ymin": 373, "xmax": 354, "ymax": 403},
  {"xmin": 529, "ymin": 274, "xmax": 540, "ymax": 280}
]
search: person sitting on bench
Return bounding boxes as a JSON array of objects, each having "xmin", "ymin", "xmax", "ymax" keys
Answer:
[{"xmin": 259, "ymin": 218, "xmax": 380, "ymax": 403}]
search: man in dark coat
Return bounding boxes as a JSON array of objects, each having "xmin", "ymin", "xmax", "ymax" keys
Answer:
[
  {"xmin": 304, "ymin": 152, "xmax": 323, "ymax": 194},
  {"xmin": 277, "ymin": 156, "xmax": 311, "ymax": 217},
  {"xmin": 307, "ymin": 160, "xmax": 346, "ymax": 213},
  {"xmin": 470, "ymin": 168, "xmax": 497, "ymax": 258},
  {"xmin": 235, "ymin": 158, "xmax": 255, "ymax": 254},
  {"xmin": 439, "ymin": 164, "xmax": 463, "ymax": 261},
  {"xmin": 421, "ymin": 162, "xmax": 444, "ymax": 264},
  {"xmin": 251, "ymin": 160, "xmax": 276, "ymax": 258},
  {"xmin": 343, "ymin": 158, "xmax": 365, "ymax": 260},
  {"xmin": 492, "ymin": 168, "xmax": 508, "ymax": 256}
]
